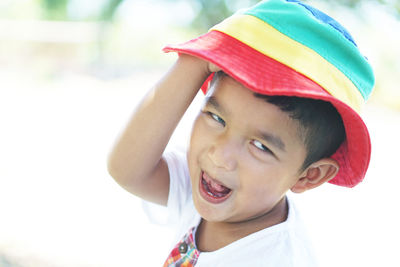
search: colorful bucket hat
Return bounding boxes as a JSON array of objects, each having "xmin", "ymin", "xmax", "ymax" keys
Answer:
[{"xmin": 163, "ymin": 0, "xmax": 375, "ymax": 187}]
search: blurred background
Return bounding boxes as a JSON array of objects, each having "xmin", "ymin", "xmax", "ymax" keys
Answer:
[{"xmin": 0, "ymin": 0, "xmax": 399, "ymax": 266}]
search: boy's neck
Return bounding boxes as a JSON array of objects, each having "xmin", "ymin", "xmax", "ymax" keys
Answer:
[{"xmin": 195, "ymin": 197, "xmax": 288, "ymax": 252}]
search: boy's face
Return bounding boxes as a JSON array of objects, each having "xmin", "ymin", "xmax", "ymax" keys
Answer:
[{"xmin": 188, "ymin": 74, "xmax": 307, "ymax": 224}]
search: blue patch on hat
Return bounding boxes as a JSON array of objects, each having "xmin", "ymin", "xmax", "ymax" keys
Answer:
[{"xmin": 285, "ymin": 0, "xmax": 358, "ymax": 47}]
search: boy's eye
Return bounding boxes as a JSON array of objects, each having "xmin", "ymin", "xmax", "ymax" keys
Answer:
[
  {"xmin": 251, "ymin": 140, "xmax": 271, "ymax": 153},
  {"xmin": 208, "ymin": 112, "xmax": 226, "ymax": 127}
]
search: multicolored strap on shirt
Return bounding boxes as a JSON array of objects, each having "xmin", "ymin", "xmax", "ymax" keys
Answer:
[{"xmin": 163, "ymin": 227, "xmax": 200, "ymax": 267}]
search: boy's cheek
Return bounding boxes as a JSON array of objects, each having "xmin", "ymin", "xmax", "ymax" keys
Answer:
[{"xmin": 190, "ymin": 118, "xmax": 214, "ymax": 150}]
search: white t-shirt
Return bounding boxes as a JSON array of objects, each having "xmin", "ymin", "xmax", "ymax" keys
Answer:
[{"xmin": 144, "ymin": 150, "xmax": 319, "ymax": 267}]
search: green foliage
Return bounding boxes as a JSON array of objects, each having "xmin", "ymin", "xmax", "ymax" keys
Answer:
[
  {"xmin": 41, "ymin": 0, "xmax": 69, "ymax": 20},
  {"xmin": 189, "ymin": 0, "xmax": 260, "ymax": 30},
  {"xmin": 39, "ymin": 0, "xmax": 400, "ymax": 24},
  {"xmin": 100, "ymin": 0, "xmax": 125, "ymax": 20}
]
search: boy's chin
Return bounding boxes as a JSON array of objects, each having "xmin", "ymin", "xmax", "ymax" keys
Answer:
[{"xmin": 192, "ymin": 193, "xmax": 231, "ymax": 222}]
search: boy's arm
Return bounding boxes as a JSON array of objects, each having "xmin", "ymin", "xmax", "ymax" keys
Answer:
[{"xmin": 107, "ymin": 54, "xmax": 211, "ymax": 206}]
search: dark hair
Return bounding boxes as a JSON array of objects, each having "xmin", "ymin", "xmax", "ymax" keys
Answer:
[{"xmin": 254, "ymin": 94, "xmax": 345, "ymax": 171}]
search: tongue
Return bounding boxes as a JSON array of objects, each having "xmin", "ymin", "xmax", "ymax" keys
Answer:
[
  {"xmin": 209, "ymin": 179, "xmax": 229, "ymax": 193},
  {"xmin": 203, "ymin": 173, "xmax": 231, "ymax": 195}
]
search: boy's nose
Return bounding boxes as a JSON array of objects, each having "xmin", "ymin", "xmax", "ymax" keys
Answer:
[{"xmin": 207, "ymin": 136, "xmax": 238, "ymax": 171}]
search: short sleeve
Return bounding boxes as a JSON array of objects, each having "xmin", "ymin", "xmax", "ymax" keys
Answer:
[{"xmin": 142, "ymin": 149, "xmax": 192, "ymax": 226}]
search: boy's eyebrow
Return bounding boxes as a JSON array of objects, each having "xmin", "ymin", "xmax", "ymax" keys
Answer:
[
  {"xmin": 204, "ymin": 96, "xmax": 228, "ymax": 114},
  {"xmin": 258, "ymin": 131, "xmax": 286, "ymax": 152}
]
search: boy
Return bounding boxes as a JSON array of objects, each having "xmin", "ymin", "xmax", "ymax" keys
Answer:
[{"xmin": 107, "ymin": 0, "xmax": 374, "ymax": 266}]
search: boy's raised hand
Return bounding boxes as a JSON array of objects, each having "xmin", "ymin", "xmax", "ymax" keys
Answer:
[
  {"xmin": 208, "ymin": 62, "xmax": 221, "ymax": 73},
  {"xmin": 107, "ymin": 54, "xmax": 212, "ymax": 206}
]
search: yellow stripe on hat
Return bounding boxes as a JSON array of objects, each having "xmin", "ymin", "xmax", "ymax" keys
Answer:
[{"xmin": 211, "ymin": 14, "xmax": 364, "ymax": 112}]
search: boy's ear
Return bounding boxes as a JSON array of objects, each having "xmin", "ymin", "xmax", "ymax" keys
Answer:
[{"xmin": 291, "ymin": 158, "xmax": 339, "ymax": 193}]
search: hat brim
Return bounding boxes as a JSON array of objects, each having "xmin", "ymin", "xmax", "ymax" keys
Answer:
[{"xmin": 163, "ymin": 30, "xmax": 371, "ymax": 188}]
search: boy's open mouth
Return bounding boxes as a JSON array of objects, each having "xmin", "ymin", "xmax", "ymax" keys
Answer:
[{"xmin": 199, "ymin": 171, "xmax": 232, "ymax": 204}]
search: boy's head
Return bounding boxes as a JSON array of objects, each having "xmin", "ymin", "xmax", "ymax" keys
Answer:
[
  {"xmin": 165, "ymin": 0, "xmax": 375, "ymax": 189},
  {"xmin": 187, "ymin": 72, "xmax": 343, "ymax": 223}
]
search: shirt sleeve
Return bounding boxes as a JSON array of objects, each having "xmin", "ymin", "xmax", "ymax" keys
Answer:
[{"xmin": 141, "ymin": 149, "xmax": 192, "ymax": 226}]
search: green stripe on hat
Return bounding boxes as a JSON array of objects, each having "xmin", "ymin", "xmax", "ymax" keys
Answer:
[{"xmin": 243, "ymin": 0, "xmax": 374, "ymax": 100}]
